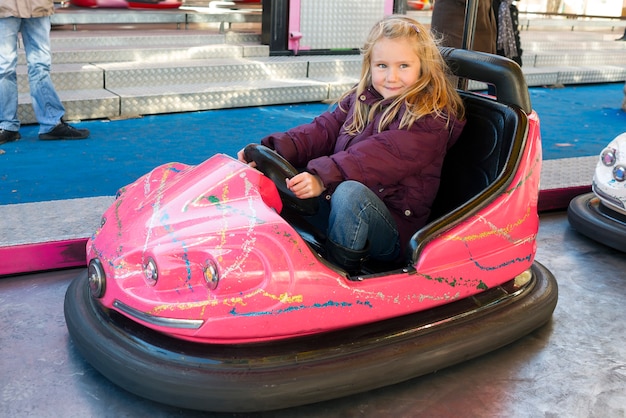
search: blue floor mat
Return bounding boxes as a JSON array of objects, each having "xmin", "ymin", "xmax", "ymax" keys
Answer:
[
  {"xmin": 530, "ymin": 82, "xmax": 625, "ymax": 160},
  {"xmin": 0, "ymin": 103, "xmax": 329, "ymax": 205},
  {"xmin": 1, "ymin": 83, "xmax": 624, "ymax": 205}
]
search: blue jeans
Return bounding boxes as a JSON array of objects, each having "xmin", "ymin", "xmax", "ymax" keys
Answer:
[
  {"xmin": 0, "ymin": 16, "xmax": 65, "ymax": 134},
  {"xmin": 309, "ymin": 181, "xmax": 400, "ymax": 261}
]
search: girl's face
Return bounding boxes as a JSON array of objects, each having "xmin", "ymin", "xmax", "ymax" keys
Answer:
[{"xmin": 370, "ymin": 36, "xmax": 421, "ymax": 100}]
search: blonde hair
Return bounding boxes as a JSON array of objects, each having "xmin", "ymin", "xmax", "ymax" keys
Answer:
[{"xmin": 340, "ymin": 15, "xmax": 465, "ymax": 135}]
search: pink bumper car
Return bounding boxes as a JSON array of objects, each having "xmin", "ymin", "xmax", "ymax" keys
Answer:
[{"xmin": 64, "ymin": 48, "xmax": 558, "ymax": 412}]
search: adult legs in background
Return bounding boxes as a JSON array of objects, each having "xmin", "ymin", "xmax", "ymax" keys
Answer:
[
  {"xmin": 0, "ymin": 17, "xmax": 22, "ymax": 133},
  {"xmin": 20, "ymin": 16, "xmax": 66, "ymax": 134}
]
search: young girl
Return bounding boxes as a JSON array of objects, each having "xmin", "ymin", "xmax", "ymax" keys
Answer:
[{"xmin": 238, "ymin": 15, "xmax": 466, "ymax": 273}]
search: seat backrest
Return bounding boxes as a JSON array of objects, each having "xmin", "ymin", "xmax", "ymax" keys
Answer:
[
  {"xmin": 407, "ymin": 48, "xmax": 532, "ymax": 262},
  {"xmin": 428, "ymin": 92, "xmax": 524, "ymax": 221}
]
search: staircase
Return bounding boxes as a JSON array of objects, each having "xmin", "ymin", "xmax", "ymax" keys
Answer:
[
  {"xmin": 14, "ymin": 7, "xmax": 626, "ymax": 124},
  {"xmin": 519, "ymin": 29, "xmax": 626, "ymax": 86}
]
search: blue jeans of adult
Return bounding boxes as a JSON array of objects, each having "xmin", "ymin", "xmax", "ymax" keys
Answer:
[
  {"xmin": 309, "ymin": 180, "xmax": 400, "ymax": 261},
  {"xmin": 0, "ymin": 16, "xmax": 65, "ymax": 134}
]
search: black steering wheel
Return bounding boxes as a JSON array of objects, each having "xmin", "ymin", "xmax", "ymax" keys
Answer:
[{"xmin": 243, "ymin": 144, "xmax": 319, "ymax": 216}]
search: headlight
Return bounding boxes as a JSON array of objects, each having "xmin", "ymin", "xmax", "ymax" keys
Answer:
[
  {"xmin": 203, "ymin": 260, "xmax": 220, "ymax": 290},
  {"xmin": 601, "ymin": 147, "xmax": 617, "ymax": 166},
  {"xmin": 88, "ymin": 258, "xmax": 106, "ymax": 298},
  {"xmin": 613, "ymin": 165, "xmax": 626, "ymax": 182},
  {"xmin": 143, "ymin": 257, "xmax": 158, "ymax": 286}
]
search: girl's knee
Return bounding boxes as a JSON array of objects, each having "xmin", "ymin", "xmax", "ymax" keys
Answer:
[{"xmin": 333, "ymin": 180, "xmax": 368, "ymax": 199}]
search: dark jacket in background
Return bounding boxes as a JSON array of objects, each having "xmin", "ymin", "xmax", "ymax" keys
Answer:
[
  {"xmin": 430, "ymin": 0, "xmax": 497, "ymax": 54},
  {"xmin": 493, "ymin": 0, "xmax": 523, "ymax": 66}
]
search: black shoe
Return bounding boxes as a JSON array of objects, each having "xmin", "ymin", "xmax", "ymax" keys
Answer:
[
  {"xmin": 0, "ymin": 129, "xmax": 20, "ymax": 145},
  {"xmin": 39, "ymin": 121, "xmax": 89, "ymax": 140}
]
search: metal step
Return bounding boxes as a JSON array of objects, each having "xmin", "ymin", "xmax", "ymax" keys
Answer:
[
  {"xmin": 529, "ymin": 50, "xmax": 626, "ymax": 67},
  {"xmin": 42, "ymin": 43, "xmax": 264, "ymax": 65},
  {"xmin": 48, "ymin": 30, "xmax": 261, "ymax": 49},
  {"xmin": 113, "ymin": 79, "xmax": 330, "ymax": 116},
  {"xmin": 17, "ymin": 63, "xmax": 103, "ymax": 93},
  {"xmin": 18, "ymin": 89, "xmax": 119, "ymax": 122},
  {"xmin": 522, "ymin": 65, "xmax": 626, "ymax": 86},
  {"xmin": 523, "ymin": 40, "xmax": 626, "ymax": 52},
  {"xmin": 22, "ymin": 31, "xmax": 266, "ymax": 65},
  {"xmin": 99, "ymin": 57, "xmax": 310, "ymax": 88}
]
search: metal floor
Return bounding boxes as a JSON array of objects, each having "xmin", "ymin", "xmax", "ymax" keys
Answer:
[{"xmin": 1, "ymin": 211, "xmax": 624, "ymax": 417}]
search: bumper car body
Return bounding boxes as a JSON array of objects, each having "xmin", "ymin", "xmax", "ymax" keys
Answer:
[{"xmin": 64, "ymin": 48, "xmax": 558, "ymax": 412}]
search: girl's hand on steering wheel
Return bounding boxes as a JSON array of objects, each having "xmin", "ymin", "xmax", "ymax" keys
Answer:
[{"xmin": 286, "ymin": 172, "xmax": 326, "ymax": 199}]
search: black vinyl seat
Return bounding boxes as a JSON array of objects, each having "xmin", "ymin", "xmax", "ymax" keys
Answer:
[
  {"xmin": 407, "ymin": 48, "xmax": 532, "ymax": 264},
  {"xmin": 428, "ymin": 92, "xmax": 525, "ymax": 222}
]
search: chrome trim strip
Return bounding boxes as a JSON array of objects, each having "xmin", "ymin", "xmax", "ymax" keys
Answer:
[
  {"xmin": 593, "ymin": 182, "xmax": 625, "ymax": 210},
  {"xmin": 113, "ymin": 300, "xmax": 204, "ymax": 330}
]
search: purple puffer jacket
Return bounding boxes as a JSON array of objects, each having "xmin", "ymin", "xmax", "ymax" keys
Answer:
[{"xmin": 261, "ymin": 87, "xmax": 466, "ymax": 255}]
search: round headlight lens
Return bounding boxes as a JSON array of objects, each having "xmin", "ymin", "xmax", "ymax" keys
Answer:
[
  {"xmin": 613, "ymin": 165, "xmax": 626, "ymax": 182},
  {"xmin": 203, "ymin": 261, "xmax": 220, "ymax": 290},
  {"xmin": 601, "ymin": 148, "xmax": 617, "ymax": 166},
  {"xmin": 143, "ymin": 258, "xmax": 158, "ymax": 286},
  {"xmin": 88, "ymin": 258, "xmax": 106, "ymax": 298}
]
